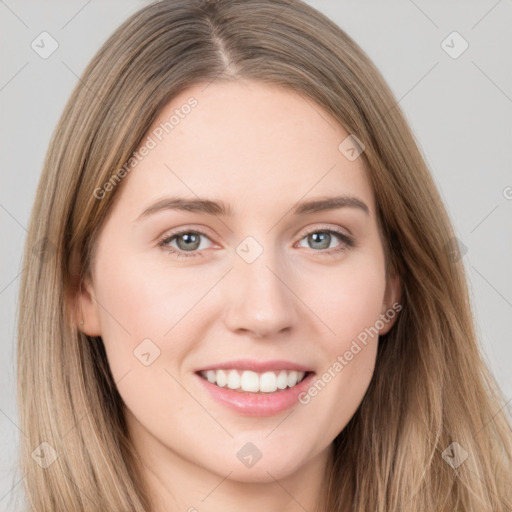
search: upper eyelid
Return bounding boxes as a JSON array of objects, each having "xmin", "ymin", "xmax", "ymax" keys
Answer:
[
  {"xmin": 159, "ymin": 225, "xmax": 216, "ymax": 242},
  {"xmin": 160, "ymin": 225, "xmax": 352, "ymax": 248},
  {"xmin": 161, "ymin": 224, "xmax": 351, "ymax": 238}
]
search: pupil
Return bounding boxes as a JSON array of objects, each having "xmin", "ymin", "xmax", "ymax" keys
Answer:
[
  {"xmin": 178, "ymin": 233, "xmax": 199, "ymax": 251},
  {"xmin": 175, "ymin": 232, "xmax": 332, "ymax": 252},
  {"xmin": 310, "ymin": 232, "xmax": 330, "ymax": 250}
]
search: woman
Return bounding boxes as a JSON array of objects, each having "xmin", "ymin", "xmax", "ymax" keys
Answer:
[{"xmin": 17, "ymin": 0, "xmax": 512, "ymax": 510}]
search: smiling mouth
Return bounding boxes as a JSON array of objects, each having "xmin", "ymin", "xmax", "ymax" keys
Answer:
[{"xmin": 197, "ymin": 369, "xmax": 312, "ymax": 394}]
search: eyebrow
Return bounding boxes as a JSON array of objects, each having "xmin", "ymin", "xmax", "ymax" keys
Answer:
[{"xmin": 136, "ymin": 194, "xmax": 370, "ymax": 220}]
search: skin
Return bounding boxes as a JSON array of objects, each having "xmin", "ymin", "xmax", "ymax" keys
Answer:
[{"xmin": 78, "ymin": 79, "xmax": 400, "ymax": 512}]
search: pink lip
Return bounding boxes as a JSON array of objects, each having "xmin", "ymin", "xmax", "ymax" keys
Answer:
[
  {"xmin": 194, "ymin": 371, "xmax": 316, "ymax": 417},
  {"xmin": 196, "ymin": 359, "xmax": 313, "ymax": 373}
]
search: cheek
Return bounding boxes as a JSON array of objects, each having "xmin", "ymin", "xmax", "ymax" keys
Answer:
[
  {"xmin": 91, "ymin": 258, "xmax": 204, "ymax": 429},
  {"xmin": 310, "ymin": 270, "xmax": 383, "ymax": 372},
  {"xmin": 91, "ymin": 252, "xmax": 201, "ymax": 376},
  {"xmin": 292, "ymin": 251, "xmax": 385, "ymax": 439},
  {"xmin": 92, "ymin": 245, "xmax": 235, "ymax": 389},
  {"xmin": 298, "ymin": 250, "xmax": 387, "ymax": 347}
]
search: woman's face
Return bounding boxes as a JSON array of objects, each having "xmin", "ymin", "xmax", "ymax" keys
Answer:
[{"xmin": 79, "ymin": 80, "xmax": 400, "ymax": 483}]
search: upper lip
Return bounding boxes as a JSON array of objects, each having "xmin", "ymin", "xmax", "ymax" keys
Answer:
[{"xmin": 196, "ymin": 359, "xmax": 314, "ymax": 373}]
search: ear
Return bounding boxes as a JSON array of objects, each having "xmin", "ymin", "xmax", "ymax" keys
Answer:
[
  {"xmin": 378, "ymin": 264, "xmax": 402, "ymax": 335},
  {"xmin": 76, "ymin": 274, "xmax": 102, "ymax": 336}
]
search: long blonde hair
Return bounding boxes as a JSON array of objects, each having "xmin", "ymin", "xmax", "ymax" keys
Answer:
[{"xmin": 17, "ymin": 0, "xmax": 512, "ymax": 510}]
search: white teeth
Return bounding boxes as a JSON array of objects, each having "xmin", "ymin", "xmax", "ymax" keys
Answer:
[
  {"xmin": 240, "ymin": 371, "xmax": 259, "ymax": 392},
  {"xmin": 199, "ymin": 369, "xmax": 307, "ymax": 393},
  {"xmin": 287, "ymin": 370, "xmax": 298, "ymax": 387},
  {"xmin": 227, "ymin": 369, "xmax": 241, "ymax": 389},
  {"xmin": 216, "ymin": 369, "xmax": 228, "ymax": 388},
  {"xmin": 276, "ymin": 370, "xmax": 289, "ymax": 390},
  {"xmin": 259, "ymin": 371, "xmax": 277, "ymax": 393}
]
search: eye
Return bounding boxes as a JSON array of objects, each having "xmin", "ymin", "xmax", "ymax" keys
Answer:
[
  {"xmin": 296, "ymin": 227, "xmax": 354, "ymax": 256},
  {"xmin": 158, "ymin": 229, "xmax": 213, "ymax": 258},
  {"xmin": 158, "ymin": 226, "xmax": 354, "ymax": 259}
]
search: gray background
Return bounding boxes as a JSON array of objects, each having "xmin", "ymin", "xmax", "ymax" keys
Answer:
[{"xmin": 1, "ymin": 1, "xmax": 511, "ymax": 509}]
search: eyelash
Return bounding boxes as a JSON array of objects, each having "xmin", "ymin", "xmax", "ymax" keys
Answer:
[{"xmin": 158, "ymin": 226, "xmax": 355, "ymax": 259}]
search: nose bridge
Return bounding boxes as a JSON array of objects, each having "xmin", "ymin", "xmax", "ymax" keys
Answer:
[{"xmin": 223, "ymin": 235, "xmax": 299, "ymax": 337}]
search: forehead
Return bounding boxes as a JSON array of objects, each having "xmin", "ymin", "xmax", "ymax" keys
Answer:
[{"xmin": 115, "ymin": 79, "xmax": 376, "ymax": 219}]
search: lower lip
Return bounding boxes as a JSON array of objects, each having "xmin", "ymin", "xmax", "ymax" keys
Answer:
[{"xmin": 194, "ymin": 372, "xmax": 315, "ymax": 417}]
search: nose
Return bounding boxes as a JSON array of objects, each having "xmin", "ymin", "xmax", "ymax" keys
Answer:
[{"xmin": 222, "ymin": 247, "xmax": 300, "ymax": 339}]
